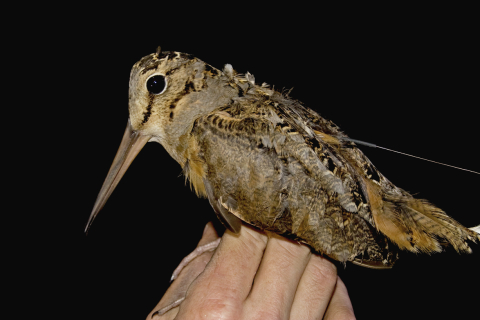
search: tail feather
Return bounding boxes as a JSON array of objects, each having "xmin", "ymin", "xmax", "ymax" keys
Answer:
[
  {"xmin": 377, "ymin": 195, "xmax": 477, "ymax": 254},
  {"xmin": 469, "ymin": 225, "xmax": 480, "ymax": 241},
  {"xmin": 408, "ymin": 198, "xmax": 476, "ymax": 252}
]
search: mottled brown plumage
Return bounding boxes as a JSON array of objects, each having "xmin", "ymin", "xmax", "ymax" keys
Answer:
[{"xmin": 87, "ymin": 48, "xmax": 479, "ymax": 269}]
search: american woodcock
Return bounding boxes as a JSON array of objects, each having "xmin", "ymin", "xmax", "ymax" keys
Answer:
[{"xmin": 87, "ymin": 47, "xmax": 479, "ymax": 269}]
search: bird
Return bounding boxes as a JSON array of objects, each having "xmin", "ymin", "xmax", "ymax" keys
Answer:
[{"xmin": 86, "ymin": 46, "xmax": 479, "ymax": 271}]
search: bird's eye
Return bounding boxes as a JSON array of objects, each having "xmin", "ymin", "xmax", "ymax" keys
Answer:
[{"xmin": 146, "ymin": 75, "xmax": 166, "ymax": 95}]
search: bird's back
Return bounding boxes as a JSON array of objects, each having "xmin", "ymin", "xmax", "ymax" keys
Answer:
[
  {"xmin": 90, "ymin": 49, "xmax": 478, "ymax": 269},
  {"xmin": 187, "ymin": 69, "xmax": 478, "ymax": 268}
]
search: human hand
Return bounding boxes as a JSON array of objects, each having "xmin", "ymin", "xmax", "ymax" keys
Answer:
[{"xmin": 148, "ymin": 222, "xmax": 355, "ymax": 320}]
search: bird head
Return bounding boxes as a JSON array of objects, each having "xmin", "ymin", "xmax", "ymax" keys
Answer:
[{"xmin": 85, "ymin": 48, "xmax": 238, "ymax": 232}]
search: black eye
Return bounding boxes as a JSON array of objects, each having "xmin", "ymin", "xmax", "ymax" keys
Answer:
[{"xmin": 146, "ymin": 75, "xmax": 166, "ymax": 94}]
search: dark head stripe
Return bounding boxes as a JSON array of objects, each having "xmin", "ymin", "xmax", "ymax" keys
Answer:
[{"xmin": 142, "ymin": 94, "xmax": 154, "ymax": 124}]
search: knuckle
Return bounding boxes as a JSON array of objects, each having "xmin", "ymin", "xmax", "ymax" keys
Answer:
[
  {"xmin": 236, "ymin": 226, "xmax": 268, "ymax": 254},
  {"xmin": 243, "ymin": 225, "xmax": 269, "ymax": 245},
  {"xmin": 192, "ymin": 299, "xmax": 241, "ymax": 320},
  {"xmin": 277, "ymin": 238, "xmax": 310, "ymax": 260},
  {"xmin": 249, "ymin": 309, "xmax": 287, "ymax": 320},
  {"xmin": 309, "ymin": 256, "xmax": 337, "ymax": 284}
]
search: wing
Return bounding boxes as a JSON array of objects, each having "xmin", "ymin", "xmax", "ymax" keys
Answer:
[
  {"xmin": 185, "ymin": 74, "xmax": 477, "ymax": 268},
  {"xmin": 268, "ymin": 90, "xmax": 478, "ymax": 256},
  {"xmin": 190, "ymin": 96, "xmax": 398, "ymax": 267},
  {"xmin": 203, "ymin": 177, "xmax": 242, "ymax": 233}
]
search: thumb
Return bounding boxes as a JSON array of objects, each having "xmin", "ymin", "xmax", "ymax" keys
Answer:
[{"xmin": 148, "ymin": 222, "xmax": 220, "ymax": 319}]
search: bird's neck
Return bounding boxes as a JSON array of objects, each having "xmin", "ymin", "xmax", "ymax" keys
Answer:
[{"xmin": 152, "ymin": 77, "xmax": 239, "ymax": 167}]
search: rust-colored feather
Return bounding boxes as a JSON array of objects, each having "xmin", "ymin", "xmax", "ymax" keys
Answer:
[{"xmin": 89, "ymin": 50, "xmax": 479, "ymax": 269}]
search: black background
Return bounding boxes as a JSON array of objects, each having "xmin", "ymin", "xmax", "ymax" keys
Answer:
[{"xmin": 25, "ymin": 9, "xmax": 479, "ymax": 320}]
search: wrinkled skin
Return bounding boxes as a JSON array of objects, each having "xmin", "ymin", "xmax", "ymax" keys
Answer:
[{"xmin": 148, "ymin": 223, "xmax": 355, "ymax": 320}]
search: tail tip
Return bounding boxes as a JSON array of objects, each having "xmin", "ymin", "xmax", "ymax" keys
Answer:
[{"xmin": 469, "ymin": 225, "xmax": 480, "ymax": 241}]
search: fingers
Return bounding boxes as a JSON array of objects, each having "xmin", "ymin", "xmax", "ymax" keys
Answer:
[
  {"xmin": 323, "ymin": 277, "xmax": 356, "ymax": 320},
  {"xmin": 244, "ymin": 233, "xmax": 312, "ymax": 319},
  {"xmin": 175, "ymin": 223, "xmax": 268, "ymax": 319},
  {"xmin": 289, "ymin": 254, "xmax": 338, "ymax": 320},
  {"xmin": 150, "ymin": 222, "xmax": 355, "ymax": 320},
  {"xmin": 148, "ymin": 222, "xmax": 220, "ymax": 320}
]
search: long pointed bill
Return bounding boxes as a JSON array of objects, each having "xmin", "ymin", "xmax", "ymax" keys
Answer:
[{"xmin": 85, "ymin": 119, "xmax": 152, "ymax": 233}]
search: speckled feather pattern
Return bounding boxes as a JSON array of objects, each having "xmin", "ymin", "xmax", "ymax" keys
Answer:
[{"xmin": 127, "ymin": 50, "xmax": 479, "ymax": 268}]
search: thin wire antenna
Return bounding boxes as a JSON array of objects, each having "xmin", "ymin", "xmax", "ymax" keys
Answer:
[{"xmin": 344, "ymin": 138, "xmax": 480, "ymax": 175}]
